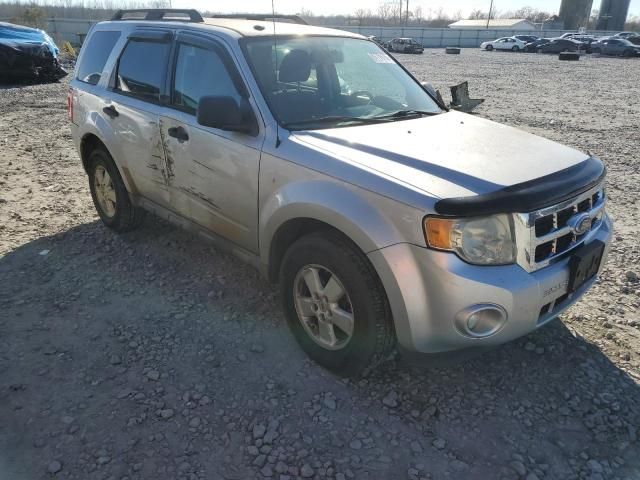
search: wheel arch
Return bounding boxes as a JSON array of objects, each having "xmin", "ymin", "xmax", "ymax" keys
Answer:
[
  {"xmin": 260, "ymin": 181, "xmax": 405, "ymax": 283},
  {"xmin": 80, "ymin": 133, "xmax": 106, "ymax": 173},
  {"xmin": 79, "ymin": 128, "xmax": 136, "ymax": 193}
]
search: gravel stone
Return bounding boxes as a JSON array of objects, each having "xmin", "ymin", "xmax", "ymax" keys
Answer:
[
  {"xmin": 300, "ymin": 464, "xmax": 314, "ymax": 478},
  {"xmin": 432, "ymin": 438, "xmax": 446, "ymax": 450},
  {"xmin": 382, "ymin": 390, "xmax": 399, "ymax": 408},
  {"xmin": 47, "ymin": 460, "xmax": 62, "ymax": 474},
  {"xmin": 158, "ymin": 409, "xmax": 174, "ymax": 419}
]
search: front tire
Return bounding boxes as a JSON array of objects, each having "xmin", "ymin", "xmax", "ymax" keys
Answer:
[
  {"xmin": 512, "ymin": 45, "xmax": 519, "ymax": 51},
  {"xmin": 280, "ymin": 231, "xmax": 395, "ymax": 376},
  {"xmin": 486, "ymin": 45, "xmax": 494, "ymax": 51},
  {"xmin": 88, "ymin": 147, "xmax": 145, "ymax": 232}
]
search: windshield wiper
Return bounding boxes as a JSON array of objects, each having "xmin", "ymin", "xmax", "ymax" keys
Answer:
[
  {"xmin": 284, "ymin": 115, "xmax": 386, "ymax": 129},
  {"xmin": 372, "ymin": 109, "xmax": 440, "ymax": 120}
]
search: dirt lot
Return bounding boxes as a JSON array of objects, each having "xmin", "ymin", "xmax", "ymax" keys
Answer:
[{"xmin": 1, "ymin": 49, "xmax": 639, "ymax": 480}]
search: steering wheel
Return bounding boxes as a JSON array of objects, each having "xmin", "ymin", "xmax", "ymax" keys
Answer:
[{"xmin": 350, "ymin": 90, "xmax": 374, "ymax": 104}]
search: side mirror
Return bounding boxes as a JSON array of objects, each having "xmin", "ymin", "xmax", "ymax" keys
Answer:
[
  {"xmin": 196, "ymin": 96, "xmax": 256, "ymax": 134},
  {"xmin": 421, "ymin": 82, "xmax": 447, "ymax": 110},
  {"xmin": 421, "ymin": 82, "xmax": 438, "ymax": 98}
]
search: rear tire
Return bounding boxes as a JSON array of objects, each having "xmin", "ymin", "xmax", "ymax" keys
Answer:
[
  {"xmin": 512, "ymin": 46, "xmax": 519, "ymax": 51},
  {"xmin": 87, "ymin": 147, "xmax": 145, "ymax": 232},
  {"xmin": 280, "ymin": 231, "xmax": 395, "ymax": 376}
]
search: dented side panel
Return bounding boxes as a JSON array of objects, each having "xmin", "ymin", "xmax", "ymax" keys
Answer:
[
  {"xmin": 106, "ymin": 95, "xmax": 171, "ymax": 207},
  {"xmin": 158, "ymin": 111, "xmax": 262, "ymax": 253}
]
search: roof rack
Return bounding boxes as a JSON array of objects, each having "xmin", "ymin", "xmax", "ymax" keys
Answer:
[
  {"xmin": 208, "ymin": 14, "xmax": 308, "ymax": 25},
  {"xmin": 111, "ymin": 9, "xmax": 204, "ymax": 22}
]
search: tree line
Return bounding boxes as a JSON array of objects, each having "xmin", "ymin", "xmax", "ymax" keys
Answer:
[{"xmin": 1, "ymin": 0, "xmax": 638, "ymax": 31}]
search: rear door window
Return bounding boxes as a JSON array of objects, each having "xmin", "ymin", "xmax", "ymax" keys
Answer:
[
  {"xmin": 76, "ymin": 30, "xmax": 120, "ymax": 85},
  {"xmin": 116, "ymin": 39, "xmax": 170, "ymax": 102}
]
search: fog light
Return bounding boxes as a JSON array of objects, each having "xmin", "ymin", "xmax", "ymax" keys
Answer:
[{"xmin": 455, "ymin": 304, "xmax": 508, "ymax": 338}]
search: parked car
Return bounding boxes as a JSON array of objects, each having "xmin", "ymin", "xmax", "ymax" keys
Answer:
[
  {"xmin": 70, "ymin": 9, "xmax": 612, "ymax": 375},
  {"xmin": 514, "ymin": 35, "xmax": 539, "ymax": 43},
  {"xmin": 480, "ymin": 37, "xmax": 527, "ymax": 51},
  {"xmin": 591, "ymin": 37, "xmax": 640, "ymax": 57},
  {"xmin": 628, "ymin": 35, "xmax": 640, "ymax": 46},
  {"xmin": 388, "ymin": 37, "xmax": 424, "ymax": 54},
  {"xmin": 0, "ymin": 22, "xmax": 67, "ymax": 83},
  {"xmin": 523, "ymin": 38, "xmax": 551, "ymax": 52},
  {"xmin": 536, "ymin": 38, "xmax": 585, "ymax": 54},
  {"xmin": 614, "ymin": 31, "xmax": 639, "ymax": 39}
]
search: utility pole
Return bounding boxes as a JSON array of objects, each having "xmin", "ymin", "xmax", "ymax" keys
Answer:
[
  {"xmin": 486, "ymin": 0, "xmax": 494, "ymax": 29},
  {"xmin": 406, "ymin": 0, "xmax": 409, "ymax": 26}
]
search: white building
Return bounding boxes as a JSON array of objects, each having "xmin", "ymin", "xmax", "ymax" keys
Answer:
[{"xmin": 448, "ymin": 19, "xmax": 537, "ymax": 30}]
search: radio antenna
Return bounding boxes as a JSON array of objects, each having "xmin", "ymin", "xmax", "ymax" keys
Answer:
[{"xmin": 271, "ymin": 0, "xmax": 281, "ymax": 148}]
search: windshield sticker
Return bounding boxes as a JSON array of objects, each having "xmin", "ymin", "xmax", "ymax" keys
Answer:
[{"xmin": 368, "ymin": 53, "xmax": 394, "ymax": 64}]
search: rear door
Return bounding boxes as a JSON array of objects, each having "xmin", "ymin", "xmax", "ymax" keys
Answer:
[
  {"xmin": 158, "ymin": 32, "xmax": 263, "ymax": 252},
  {"xmin": 495, "ymin": 38, "xmax": 510, "ymax": 50},
  {"xmin": 104, "ymin": 29, "xmax": 173, "ymax": 207}
]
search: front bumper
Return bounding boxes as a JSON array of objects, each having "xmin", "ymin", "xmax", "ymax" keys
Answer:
[{"xmin": 368, "ymin": 214, "xmax": 612, "ymax": 353}]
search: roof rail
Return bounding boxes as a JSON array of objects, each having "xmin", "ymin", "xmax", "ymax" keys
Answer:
[
  {"xmin": 111, "ymin": 9, "xmax": 204, "ymax": 22},
  {"xmin": 208, "ymin": 14, "xmax": 308, "ymax": 25}
]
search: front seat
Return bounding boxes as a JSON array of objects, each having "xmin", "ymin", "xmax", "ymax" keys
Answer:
[{"xmin": 274, "ymin": 49, "xmax": 321, "ymax": 124}]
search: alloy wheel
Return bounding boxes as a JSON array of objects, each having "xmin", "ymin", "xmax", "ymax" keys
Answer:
[
  {"xmin": 94, "ymin": 165, "xmax": 117, "ymax": 217},
  {"xmin": 293, "ymin": 264, "xmax": 355, "ymax": 351}
]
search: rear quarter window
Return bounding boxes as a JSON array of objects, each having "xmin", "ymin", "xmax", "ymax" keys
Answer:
[{"xmin": 76, "ymin": 30, "xmax": 121, "ymax": 85}]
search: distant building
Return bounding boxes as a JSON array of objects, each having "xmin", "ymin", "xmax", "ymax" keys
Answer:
[
  {"xmin": 596, "ymin": 0, "xmax": 631, "ymax": 31},
  {"xmin": 448, "ymin": 19, "xmax": 537, "ymax": 30},
  {"xmin": 559, "ymin": 0, "xmax": 593, "ymax": 30}
]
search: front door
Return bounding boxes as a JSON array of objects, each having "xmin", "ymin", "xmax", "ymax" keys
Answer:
[{"xmin": 159, "ymin": 33, "xmax": 263, "ymax": 253}]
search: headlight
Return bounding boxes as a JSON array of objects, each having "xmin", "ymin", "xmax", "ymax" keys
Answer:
[{"xmin": 424, "ymin": 214, "xmax": 516, "ymax": 265}]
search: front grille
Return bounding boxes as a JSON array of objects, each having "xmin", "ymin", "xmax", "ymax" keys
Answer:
[{"xmin": 514, "ymin": 183, "xmax": 605, "ymax": 272}]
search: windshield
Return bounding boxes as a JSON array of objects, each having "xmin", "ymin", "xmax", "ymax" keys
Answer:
[{"xmin": 243, "ymin": 36, "xmax": 441, "ymax": 130}]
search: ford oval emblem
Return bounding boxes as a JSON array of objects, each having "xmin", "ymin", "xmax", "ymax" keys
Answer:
[{"xmin": 569, "ymin": 212, "xmax": 592, "ymax": 236}]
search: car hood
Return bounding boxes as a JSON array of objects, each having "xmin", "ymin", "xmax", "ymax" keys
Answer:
[{"xmin": 291, "ymin": 111, "xmax": 589, "ymax": 200}]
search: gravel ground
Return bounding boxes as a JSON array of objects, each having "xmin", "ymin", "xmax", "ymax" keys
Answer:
[{"xmin": 1, "ymin": 49, "xmax": 639, "ymax": 480}]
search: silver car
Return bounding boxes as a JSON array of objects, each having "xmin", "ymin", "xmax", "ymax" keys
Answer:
[{"xmin": 69, "ymin": 9, "xmax": 612, "ymax": 376}]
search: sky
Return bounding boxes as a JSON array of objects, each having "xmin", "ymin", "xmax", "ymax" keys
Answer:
[{"xmin": 172, "ymin": 0, "xmax": 640, "ymax": 17}]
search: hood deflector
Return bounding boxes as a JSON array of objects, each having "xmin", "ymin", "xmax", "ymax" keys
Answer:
[{"xmin": 434, "ymin": 157, "xmax": 605, "ymax": 216}]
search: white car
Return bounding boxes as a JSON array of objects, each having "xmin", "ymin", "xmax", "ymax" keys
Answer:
[{"xmin": 480, "ymin": 37, "xmax": 527, "ymax": 51}]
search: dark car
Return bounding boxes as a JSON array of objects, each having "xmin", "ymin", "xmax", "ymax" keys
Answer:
[
  {"xmin": 628, "ymin": 36, "xmax": 640, "ymax": 46},
  {"xmin": 614, "ymin": 32, "xmax": 639, "ymax": 39},
  {"xmin": 592, "ymin": 38, "xmax": 640, "ymax": 57},
  {"xmin": 559, "ymin": 35, "xmax": 599, "ymax": 53},
  {"xmin": 536, "ymin": 38, "xmax": 585, "ymax": 54},
  {"xmin": 524, "ymin": 38, "xmax": 551, "ymax": 52},
  {"xmin": 514, "ymin": 35, "xmax": 539, "ymax": 44},
  {"xmin": 0, "ymin": 22, "xmax": 67, "ymax": 83},
  {"xmin": 388, "ymin": 37, "xmax": 424, "ymax": 54}
]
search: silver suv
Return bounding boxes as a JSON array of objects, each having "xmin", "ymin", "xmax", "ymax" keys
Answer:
[{"xmin": 69, "ymin": 10, "xmax": 612, "ymax": 375}]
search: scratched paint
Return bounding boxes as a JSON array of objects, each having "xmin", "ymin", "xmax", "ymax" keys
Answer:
[{"xmin": 157, "ymin": 118, "xmax": 175, "ymax": 185}]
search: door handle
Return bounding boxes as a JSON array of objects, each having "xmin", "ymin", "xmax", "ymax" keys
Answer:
[
  {"xmin": 168, "ymin": 125, "xmax": 189, "ymax": 142},
  {"xmin": 102, "ymin": 105, "xmax": 119, "ymax": 118}
]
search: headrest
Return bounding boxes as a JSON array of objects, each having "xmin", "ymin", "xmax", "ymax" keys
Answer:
[{"xmin": 278, "ymin": 49, "xmax": 311, "ymax": 83}]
